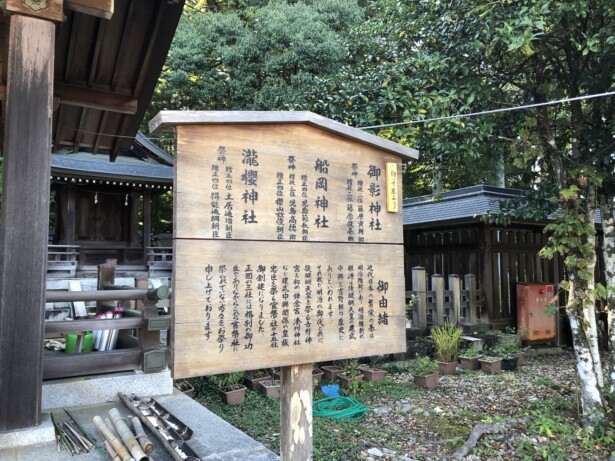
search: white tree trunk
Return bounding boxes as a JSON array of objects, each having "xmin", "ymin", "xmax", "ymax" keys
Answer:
[
  {"xmin": 599, "ymin": 192, "xmax": 615, "ymax": 394},
  {"xmin": 584, "ymin": 187, "xmax": 603, "ymax": 388},
  {"xmin": 567, "ymin": 300, "xmax": 605, "ymax": 426}
]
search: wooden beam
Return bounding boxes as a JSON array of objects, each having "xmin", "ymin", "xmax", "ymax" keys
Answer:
[
  {"xmin": 55, "ymin": 83, "xmax": 138, "ymax": 114},
  {"xmin": 73, "ymin": 106, "xmax": 88, "ymax": 152},
  {"xmin": 0, "ymin": 15, "xmax": 55, "ymax": 431},
  {"xmin": 87, "ymin": 18, "xmax": 107, "ymax": 87},
  {"xmin": 4, "ymin": 0, "xmax": 64, "ymax": 22},
  {"xmin": 92, "ymin": 110, "xmax": 108, "ymax": 154},
  {"xmin": 43, "ymin": 349, "xmax": 141, "ymax": 380},
  {"xmin": 65, "ymin": 0, "xmax": 114, "ymax": 19},
  {"xmin": 110, "ymin": 0, "xmax": 137, "ymax": 92}
]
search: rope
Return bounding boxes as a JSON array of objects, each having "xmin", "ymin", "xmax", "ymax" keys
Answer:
[{"xmin": 313, "ymin": 397, "xmax": 368, "ymax": 422}]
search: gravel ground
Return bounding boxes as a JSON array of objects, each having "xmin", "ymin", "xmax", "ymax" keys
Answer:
[{"xmin": 357, "ymin": 349, "xmax": 613, "ymax": 461}]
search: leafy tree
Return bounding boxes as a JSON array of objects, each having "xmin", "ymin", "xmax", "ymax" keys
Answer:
[
  {"xmin": 300, "ymin": 0, "xmax": 614, "ymax": 427},
  {"xmin": 148, "ymin": 0, "xmax": 363, "ymax": 118}
]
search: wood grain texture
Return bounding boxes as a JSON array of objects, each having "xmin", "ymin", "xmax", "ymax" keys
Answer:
[
  {"xmin": 280, "ymin": 364, "xmax": 313, "ymax": 461},
  {"xmin": 65, "ymin": 0, "xmax": 114, "ymax": 19},
  {"xmin": 0, "ymin": 15, "xmax": 54, "ymax": 431},
  {"xmin": 151, "ymin": 110, "xmax": 419, "ymax": 161},
  {"xmin": 172, "ymin": 240, "xmax": 405, "ymax": 378},
  {"xmin": 4, "ymin": 0, "xmax": 64, "ymax": 22},
  {"xmin": 175, "ymin": 124, "xmax": 403, "ymax": 244}
]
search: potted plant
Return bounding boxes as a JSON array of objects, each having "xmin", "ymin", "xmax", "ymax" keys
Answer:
[
  {"xmin": 412, "ymin": 355, "xmax": 439, "ymax": 389},
  {"xmin": 243, "ymin": 369, "xmax": 271, "ymax": 391},
  {"xmin": 458, "ymin": 348, "xmax": 483, "ymax": 371},
  {"xmin": 431, "ymin": 322, "xmax": 463, "ymax": 375},
  {"xmin": 478, "ymin": 355, "xmax": 502, "ymax": 375},
  {"xmin": 209, "ymin": 372, "xmax": 246, "ymax": 405},
  {"xmin": 358, "ymin": 355, "xmax": 387, "ymax": 382},
  {"xmin": 312, "ymin": 366, "xmax": 324, "ymax": 384},
  {"xmin": 338, "ymin": 359, "xmax": 363, "ymax": 390},
  {"xmin": 491, "ymin": 337, "xmax": 521, "ymax": 371},
  {"xmin": 321, "ymin": 363, "xmax": 344, "ymax": 381},
  {"xmin": 174, "ymin": 379, "xmax": 194, "ymax": 397},
  {"xmin": 259, "ymin": 378, "xmax": 281, "ymax": 399}
]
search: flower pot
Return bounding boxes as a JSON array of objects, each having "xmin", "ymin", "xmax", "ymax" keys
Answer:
[
  {"xmin": 459, "ymin": 356, "xmax": 482, "ymax": 371},
  {"xmin": 259, "ymin": 379, "xmax": 281, "ymax": 399},
  {"xmin": 479, "ymin": 358, "xmax": 501, "ymax": 375},
  {"xmin": 358, "ymin": 367, "xmax": 387, "ymax": 382},
  {"xmin": 312, "ymin": 368, "xmax": 324, "ymax": 384},
  {"xmin": 437, "ymin": 361, "xmax": 457, "ymax": 375},
  {"xmin": 514, "ymin": 351, "xmax": 526, "ymax": 366},
  {"xmin": 175, "ymin": 380, "xmax": 194, "ymax": 397},
  {"xmin": 218, "ymin": 385, "xmax": 247, "ymax": 405},
  {"xmin": 321, "ymin": 365, "xmax": 344, "ymax": 381},
  {"xmin": 501, "ymin": 356, "xmax": 518, "ymax": 372},
  {"xmin": 243, "ymin": 372, "xmax": 272, "ymax": 391},
  {"xmin": 338, "ymin": 373, "xmax": 364, "ymax": 389},
  {"xmin": 413, "ymin": 372, "xmax": 439, "ymax": 390}
]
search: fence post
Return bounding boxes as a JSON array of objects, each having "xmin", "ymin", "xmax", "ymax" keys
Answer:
[
  {"xmin": 432, "ymin": 274, "xmax": 444, "ymax": 326},
  {"xmin": 465, "ymin": 274, "xmax": 478, "ymax": 323},
  {"xmin": 449, "ymin": 274, "xmax": 461, "ymax": 325},
  {"xmin": 412, "ymin": 267, "xmax": 427, "ymax": 329}
]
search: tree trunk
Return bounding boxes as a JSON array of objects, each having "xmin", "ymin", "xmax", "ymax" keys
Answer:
[
  {"xmin": 599, "ymin": 191, "xmax": 615, "ymax": 395},
  {"xmin": 584, "ymin": 185, "xmax": 603, "ymax": 389},
  {"xmin": 566, "ymin": 281, "xmax": 605, "ymax": 427}
]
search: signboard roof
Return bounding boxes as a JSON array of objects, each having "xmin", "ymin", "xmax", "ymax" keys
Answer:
[{"xmin": 149, "ymin": 110, "xmax": 419, "ymax": 162}]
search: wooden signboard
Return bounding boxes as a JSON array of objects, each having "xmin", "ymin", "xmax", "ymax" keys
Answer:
[{"xmin": 150, "ymin": 111, "xmax": 418, "ymax": 379}]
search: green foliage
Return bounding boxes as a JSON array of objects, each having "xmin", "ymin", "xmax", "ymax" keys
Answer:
[
  {"xmin": 208, "ymin": 371, "xmax": 245, "ymax": 390},
  {"xmin": 148, "ymin": 0, "xmax": 363, "ymax": 120},
  {"xmin": 458, "ymin": 347, "xmax": 481, "ymax": 359},
  {"xmin": 431, "ymin": 322, "xmax": 463, "ymax": 362},
  {"xmin": 412, "ymin": 355, "xmax": 438, "ymax": 377}
]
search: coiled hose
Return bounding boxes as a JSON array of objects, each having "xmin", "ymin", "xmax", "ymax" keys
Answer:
[{"xmin": 313, "ymin": 397, "xmax": 368, "ymax": 422}]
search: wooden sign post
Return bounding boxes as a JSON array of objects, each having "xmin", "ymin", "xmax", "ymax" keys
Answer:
[{"xmin": 150, "ymin": 111, "xmax": 418, "ymax": 460}]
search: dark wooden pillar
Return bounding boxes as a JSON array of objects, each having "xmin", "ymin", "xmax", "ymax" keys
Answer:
[
  {"xmin": 480, "ymin": 225, "xmax": 495, "ymax": 325},
  {"xmin": 142, "ymin": 190, "xmax": 152, "ymax": 262},
  {"xmin": 130, "ymin": 194, "xmax": 140, "ymax": 247},
  {"xmin": 60, "ymin": 187, "xmax": 77, "ymax": 244},
  {"xmin": 0, "ymin": 15, "xmax": 55, "ymax": 431}
]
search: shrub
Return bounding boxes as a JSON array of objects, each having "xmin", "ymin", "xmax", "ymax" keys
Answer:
[{"xmin": 431, "ymin": 322, "xmax": 464, "ymax": 362}]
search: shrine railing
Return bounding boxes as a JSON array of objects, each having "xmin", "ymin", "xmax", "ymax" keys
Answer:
[{"xmin": 43, "ymin": 284, "xmax": 170, "ymax": 380}]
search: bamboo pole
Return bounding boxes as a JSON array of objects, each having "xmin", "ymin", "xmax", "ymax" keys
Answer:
[
  {"xmin": 93, "ymin": 415, "xmax": 134, "ymax": 461},
  {"xmin": 108, "ymin": 408, "xmax": 150, "ymax": 461},
  {"xmin": 131, "ymin": 416, "xmax": 154, "ymax": 453},
  {"xmin": 104, "ymin": 440, "xmax": 122, "ymax": 461}
]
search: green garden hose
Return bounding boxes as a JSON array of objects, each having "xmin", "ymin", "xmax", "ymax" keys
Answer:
[{"xmin": 313, "ymin": 397, "xmax": 368, "ymax": 422}]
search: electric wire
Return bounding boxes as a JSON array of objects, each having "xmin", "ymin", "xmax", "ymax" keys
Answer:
[
  {"xmin": 313, "ymin": 397, "xmax": 369, "ymax": 422},
  {"xmin": 359, "ymin": 91, "xmax": 615, "ymax": 130}
]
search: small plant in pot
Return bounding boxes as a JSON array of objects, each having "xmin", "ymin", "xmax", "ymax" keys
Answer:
[
  {"xmin": 412, "ymin": 355, "xmax": 439, "ymax": 390},
  {"xmin": 491, "ymin": 338, "xmax": 520, "ymax": 371},
  {"xmin": 431, "ymin": 322, "xmax": 463, "ymax": 375},
  {"xmin": 338, "ymin": 359, "xmax": 363, "ymax": 391},
  {"xmin": 209, "ymin": 372, "xmax": 246, "ymax": 405},
  {"xmin": 321, "ymin": 363, "xmax": 344, "ymax": 381},
  {"xmin": 312, "ymin": 365, "xmax": 324, "ymax": 385},
  {"xmin": 259, "ymin": 377, "xmax": 281, "ymax": 399},
  {"xmin": 174, "ymin": 379, "xmax": 194, "ymax": 397},
  {"xmin": 458, "ymin": 347, "xmax": 483, "ymax": 371},
  {"xmin": 243, "ymin": 369, "xmax": 271, "ymax": 391},
  {"xmin": 478, "ymin": 355, "xmax": 502, "ymax": 375},
  {"xmin": 358, "ymin": 355, "xmax": 387, "ymax": 382}
]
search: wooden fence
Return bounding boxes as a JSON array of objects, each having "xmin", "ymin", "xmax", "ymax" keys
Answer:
[
  {"xmin": 406, "ymin": 267, "xmax": 486, "ymax": 331},
  {"xmin": 404, "ymin": 225, "xmax": 566, "ymax": 329}
]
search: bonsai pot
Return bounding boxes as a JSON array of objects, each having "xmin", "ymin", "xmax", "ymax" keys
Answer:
[
  {"xmin": 312, "ymin": 367, "xmax": 324, "ymax": 384},
  {"xmin": 259, "ymin": 379, "xmax": 281, "ymax": 399},
  {"xmin": 218, "ymin": 385, "xmax": 247, "ymax": 405},
  {"xmin": 358, "ymin": 367, "xmax": 387, "ymax": 382},
  {"xmin": 338, "ymin": 374, "xmax": 364, "ymax": 389},
  {"xmin": 321, "ymin": 365, "xmax": 344, "ymax": 381},
  {"xmin": 437, "ymin": 361, "xmax": 457, "ymax": 376},
  {"xmin": 413, "ymin": 372, "xmax": 439, "ymax": 390},
  {"xmin": 501, "ymin": 356, "xmax": 519, "ymax": 372},
  {"xmin": 459, "ymin": 356, "xmax": 482, "ymax": 371},
  {"xmin": 243, "ymin": 371, "xmax": 272, "ymax": 391},
  {"xmin": 174, "ymin": 380, "xmax": 194, "ymax": 397},
  {"xmin": 514, "ymin": 351, "xmax": 526, "ymax": 366},
  {"xmin": 479, "ymin": 357, "xmax": 502, "ymax": 375}
]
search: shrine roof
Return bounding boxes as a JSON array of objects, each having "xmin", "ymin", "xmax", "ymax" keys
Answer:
[
  {"xmin": 403, "ymin": 185, "xmax": 609, "ymax": 228},
  {"xmin": 149, "ymin": 111, "xmax": 419, "ymax": 162}
]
